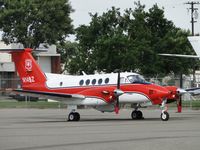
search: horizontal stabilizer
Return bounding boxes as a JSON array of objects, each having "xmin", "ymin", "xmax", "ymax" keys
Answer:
[
  {"xmin": 0, "ymin": 49, "xmax": 25, "ymax": 52},
  {"xmin": 0, "ymin": 48, "xmax": 47, "ymax": 53}
]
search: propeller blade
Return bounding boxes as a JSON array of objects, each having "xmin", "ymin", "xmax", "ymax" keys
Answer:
[
  {"xmin": 177, "ymin": 96, "xmax": 182, "ymax": 113},
  {"xmin": 114, "ymin": 69, "xmax": 121, "ymax": 114}
]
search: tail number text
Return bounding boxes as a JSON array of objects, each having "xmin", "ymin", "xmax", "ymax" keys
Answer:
[{"xmin": 22, "ymin": 76, "xmax": 35, "ymax": 83}]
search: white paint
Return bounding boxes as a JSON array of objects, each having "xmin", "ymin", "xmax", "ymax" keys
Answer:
[
  {"xmin": 119, "ymin": 93, "xmax": 150, "ymax": 103},
  {"xmin": 188, "ymin": 36, "xmax": 200, "ymax": 59},
  {"xmin": 45, "ymin": 72, "xmax": 140, "ymax": 88},
  {"xmin": 62, "ymin": 97, "xmax": 107, "ymax": 105}
]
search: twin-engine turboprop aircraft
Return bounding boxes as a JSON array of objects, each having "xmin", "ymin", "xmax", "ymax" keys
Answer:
[{"xmin": 0, "ymin": 48, "xmax": 181, "ymax": 121}]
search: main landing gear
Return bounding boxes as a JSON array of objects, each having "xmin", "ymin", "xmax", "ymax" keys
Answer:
[
  {"xmin": 160, "ymin": 99, "xmax": 169, "ymax": 121},
  {"xmin": 131, "ymin": 110, "xmax": 143, "ymax": 120},
  {"xmin": 67, "ymin": 105, "xmax": 80, "ymax": 121},
  {"xmin": 68, "ymin": 112, "xmax": 80, "ymax": 121}
]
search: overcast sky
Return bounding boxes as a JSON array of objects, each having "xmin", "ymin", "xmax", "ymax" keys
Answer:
[{"xmin": 69, "ymin": 0, "xmax": 200, "ymax": 37}]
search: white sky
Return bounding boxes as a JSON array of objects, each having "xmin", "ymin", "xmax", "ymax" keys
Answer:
[{"xmin": 69, "ymin": 0, "xmax": 200, "ymax": 37}]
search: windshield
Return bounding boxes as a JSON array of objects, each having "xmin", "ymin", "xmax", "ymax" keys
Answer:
[{"xmin": 127, "ymin": 75, "xmax": 147, "ymax": 84}]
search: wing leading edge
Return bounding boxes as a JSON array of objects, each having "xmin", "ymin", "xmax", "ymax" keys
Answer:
[{"xmin": 158, "ymin": 54, "xmax": 200, "ymax": 58}]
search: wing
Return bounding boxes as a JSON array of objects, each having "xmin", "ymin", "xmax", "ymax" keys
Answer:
[
  {"xmin": 159, "ymin": 54, "xmax": 200, "ymax": 58},
  {"xmin": 13, "ymin": 89, "xmax": 85, "ymax": 102},
  {"xmin": 185, "ymin": 87, "xmax": 200, "ymax": 96}
]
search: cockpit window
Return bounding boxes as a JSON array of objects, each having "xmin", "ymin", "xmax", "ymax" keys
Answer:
[{"xmin": 127, "ymin": 75, "xmax": 147, "ymax": 84}]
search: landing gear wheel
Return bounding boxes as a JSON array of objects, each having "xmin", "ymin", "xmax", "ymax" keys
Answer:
[
  {"xmin": 161, "ymin": 111, "xmax": 169, "ymax": 121},
  {"xmin": 131, "ymin": 110, "xmax": 143, "ymax": 120},
  {"xmin": 131, "ymin": 111, "xmax": 137, "ymax": 119},
  {"xmin": 74, "ymin": 112, "xmax": 80, "ymax": 121},
  {"xmin": 136, "ymin": 110, "xmax": 143, "ymax": 119},
  {"xmin": 68, "ymin": 112, "xmax": 80, "ymax": 121}
]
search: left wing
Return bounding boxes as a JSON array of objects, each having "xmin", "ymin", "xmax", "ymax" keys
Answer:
[
  {"xmin": 158, "ymin": 54, "xmax": 200, "ymax": 58},
  {"xmin": 13, "ymin": 89, "xmax": 85, "ymax": 101}
]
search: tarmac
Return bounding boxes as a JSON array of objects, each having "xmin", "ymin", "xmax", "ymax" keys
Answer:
[{"xmin": 0, "ymin": 108, "xmax": 200, "ymax": 150}]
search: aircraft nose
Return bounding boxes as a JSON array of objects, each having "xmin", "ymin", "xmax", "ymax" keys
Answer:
[
  {"xmin": 157, "ymin": 89, "xmax": 170, "ymax": 98},
  {"xmin": 150, "ymin": 87, "xmax": 170, "ymax": 99}
]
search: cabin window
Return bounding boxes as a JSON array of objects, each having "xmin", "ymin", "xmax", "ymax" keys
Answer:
[
  {"xmin": 60, "ymin": 82, "xmax": 63, "ymax": 86},
  {"xmin": 98, "ymin": 79, "xmax": 103, "ymax": 85},
  {"xmin": 79, "ymin": 80, "xmax": 84, "ymax": 86},
  {"xmin": 92, "ymin": 79, "xmax": 96, "ymax": 85},
  {"xmin": 86, "ymin": 79, "xmax": 90, "ymax": 85},
  {"xmin": 105, "ymin": 78, "xmax": 109, "ymax": 84}
]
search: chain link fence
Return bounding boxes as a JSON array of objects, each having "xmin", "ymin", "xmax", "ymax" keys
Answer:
[{"xmin": 0, "ymin": 75, "xmax": 199, "ymax": 100}]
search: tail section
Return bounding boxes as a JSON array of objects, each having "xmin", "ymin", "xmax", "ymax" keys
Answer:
[
  {"xmin": 188, "ymin": 36, "xmax": 200, "ymax": 59},
  {"xmin": 1, "ymin": 48, "xmax": 46, "ymax": 90}
]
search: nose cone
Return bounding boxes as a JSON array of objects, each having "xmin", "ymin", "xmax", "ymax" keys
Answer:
[{"xmin": 165, "ymin": 86, "xmax": 179, "ymax": 100}]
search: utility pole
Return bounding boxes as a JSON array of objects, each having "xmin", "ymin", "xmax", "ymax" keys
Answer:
[{"xmin": 185, "ymin": 1, "xmax": 200, "ymax": 35}]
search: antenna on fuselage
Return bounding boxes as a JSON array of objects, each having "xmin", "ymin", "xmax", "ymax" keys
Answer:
[{"xmin": 81, "ymin": 71, "xmax": 87, "ymax": 75}]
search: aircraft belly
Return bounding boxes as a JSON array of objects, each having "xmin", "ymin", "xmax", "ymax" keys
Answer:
[
  {"xmin": 119, "ymin": 93, "xmax": 150, "ymax": 103},
  {"xmin": 63, "ymin": 97, "xmax": 107, "ymax": 106}
]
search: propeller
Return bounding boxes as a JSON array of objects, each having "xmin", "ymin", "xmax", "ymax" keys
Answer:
[
  {"xmin": 176, "ymin": 87, "xmax": 200, "ymax": 113},
  {"xmin": 114, "ymin": 69, "xmax": 124, "ymax": 114},
  {"xmin": 176, "ymin": 88, "xmax": 192, "ymax": 113},
  {"xmin": 176, "ymin": 88, "xmax": 186, "ymax": 113}
]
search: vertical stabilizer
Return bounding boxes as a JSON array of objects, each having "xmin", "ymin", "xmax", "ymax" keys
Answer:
[
  {"xmin": 188, "ymin": 36, "xmax": 200, "ymax": 59},
  {"xmin": 10, "ymin": 48, "xmax": 46, "ymax": 90}
]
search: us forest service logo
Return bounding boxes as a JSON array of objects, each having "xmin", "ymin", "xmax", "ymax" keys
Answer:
[{"xmin": 25, "ymin": 59, "xmax": 32, "ymax": 71}]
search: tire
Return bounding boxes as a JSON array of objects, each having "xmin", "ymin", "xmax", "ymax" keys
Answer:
[
  {"xmin": 68, "ymin": 112, "xmax": 75, "ymax": 121},
  {"xmin": 161, "ymin": 111, "xmax": 169, "ymax": 121},
  {"xmin": 136, "ymin": 110, "xmax": 143, "ymax": 119},
  {"xmin": 68, "ymin": 112, "xmax": 80, "ymax": 121},
  {"xmin": 74, "ymin": 112, "xmax": 80, "ymax": 121},
  {"xmin": 131, "ymin": 111, "xmax": 137, "ymax": 119}
]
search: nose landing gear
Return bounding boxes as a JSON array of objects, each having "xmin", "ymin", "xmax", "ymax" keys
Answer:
[
  {"xmin": 160, "ymin": 99, "xmax": 169, "ymax": 121},
  {"xmin": 160, "ymin": 111, "xmax": 169, "ymax": 121}
]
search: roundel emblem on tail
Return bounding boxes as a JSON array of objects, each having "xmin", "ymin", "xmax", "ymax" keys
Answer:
[{"xmin": 25, "ymin": 59, "xmax": 32, "ymax": 71}]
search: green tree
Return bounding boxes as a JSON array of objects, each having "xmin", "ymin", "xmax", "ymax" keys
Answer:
[
  {"xmin": 65, "ymin": 2, "xmax": 194, "ymax": 76},
  {"xmin": 0, "ymin": 0, "xmax": 73, "ymax": 48}
]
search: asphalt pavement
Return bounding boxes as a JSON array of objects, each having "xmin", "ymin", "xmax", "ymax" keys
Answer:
[{"xmin": 0, "ymin": 108, "xmax": 200, "ymax": 150}]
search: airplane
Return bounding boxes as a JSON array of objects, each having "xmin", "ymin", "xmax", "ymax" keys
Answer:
[
  {"xmin": 159, "ymin": 36, "xmax": 200, "ymax": 58},
  {"xmin": 0, "ymin": 48, "xmax": 182, "ymax": 121}
]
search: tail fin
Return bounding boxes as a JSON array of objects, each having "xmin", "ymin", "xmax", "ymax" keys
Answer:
[
  {"xmin": 1, "ymin": 48, "xmax": 46, "ymax": 90},
  {"xmin": 188, "ymin": 36, "xmax": 200, "ymax": 58}
]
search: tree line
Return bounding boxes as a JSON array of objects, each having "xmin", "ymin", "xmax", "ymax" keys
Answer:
[{"xmin": 0, "ymin": 0, "xmax": 198, "ymax": 77}]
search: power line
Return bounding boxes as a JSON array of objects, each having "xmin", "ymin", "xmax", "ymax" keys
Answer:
[{"xmin": 185, "ymin": 1, "xmax": 200, "ymax": 35}]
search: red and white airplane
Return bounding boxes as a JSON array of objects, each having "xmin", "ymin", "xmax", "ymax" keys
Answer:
[{"xmin": 0, "ymin": 48, "xmax": 181, "ymax": 121}]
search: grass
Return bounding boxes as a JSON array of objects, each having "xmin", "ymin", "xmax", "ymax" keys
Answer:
[
  {"xmin": 0, "ymin": 100, "xmax": 200, "ymax": 109},
  {"xmin": 0, "ymin": 101, "xmax": 67, "ymax": 109}
]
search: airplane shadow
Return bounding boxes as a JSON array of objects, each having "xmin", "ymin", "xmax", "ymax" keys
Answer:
[{"xmin": 17, "ymin": 116, "xmax": 193, "ymax": 124}]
